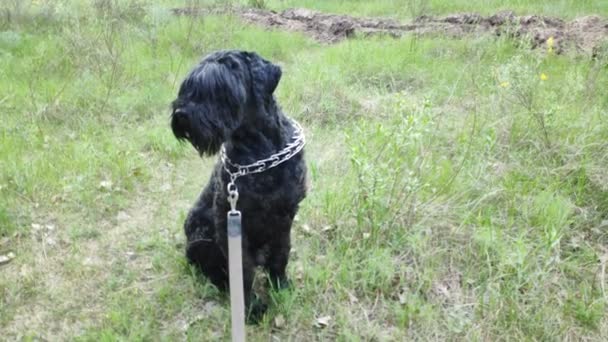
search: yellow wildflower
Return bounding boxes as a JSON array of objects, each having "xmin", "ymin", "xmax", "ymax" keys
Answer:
[
  {"xmin": 540, "ymin": 73, "xmax": 548, "ymax": 81},
  {"xmin": 500, "ymin": 81, "xmax": 510, "ymax": 88},
  {"xmin": 547, "ymin": 36, "xmax": 554, "ymax": 54}
]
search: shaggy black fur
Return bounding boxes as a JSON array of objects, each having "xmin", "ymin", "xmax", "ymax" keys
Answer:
[{"xmin": 170, "ymin": 50, "xmax": 306, "ymax": 321}]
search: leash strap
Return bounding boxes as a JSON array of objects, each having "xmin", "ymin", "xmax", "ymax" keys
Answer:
[
  {"xmin": 222, "ymin": 118, "xmax": 305, "ymax": 341},
  {"xmin": 227, "ymin": 209, "xmax": 246, "ymax": 342}
]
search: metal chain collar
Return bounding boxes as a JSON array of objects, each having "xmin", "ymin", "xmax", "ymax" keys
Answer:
[{"xmin": 220, "ymin": 118, "xmax": 305, "ymax": 212}]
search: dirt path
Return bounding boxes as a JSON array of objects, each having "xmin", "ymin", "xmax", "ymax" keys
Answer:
[
  {"xmin": 2, "ymin": 157, "xmax": 210, "ymax": 340},
  {"xmin": 173, "ymin": 7, "xmax": 608, "ymax": 55}
]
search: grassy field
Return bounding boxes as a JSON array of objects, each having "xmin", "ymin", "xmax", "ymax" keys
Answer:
[{"xmin": 1, "ymin": 0, "xmax": 607, "ymax": 340}]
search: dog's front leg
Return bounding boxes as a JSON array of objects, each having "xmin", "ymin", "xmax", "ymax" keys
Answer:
[
  {"xmin": 241, "ymin": 249, "xmax": 267, "ymax": 324},
  {"xmin": 265, "ymin": 229, "xmax": 292, "ymax": 290}
]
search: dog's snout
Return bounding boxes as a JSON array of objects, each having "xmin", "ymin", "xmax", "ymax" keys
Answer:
[
  {"xmin": 173, "ymin": 109, "xmax": 190, "ymax": 124},
  {"xmin": 171, "ymin": 109, "xmax": 191, "ymax": 139},
  {"xmin": 173, "ymin": 108, "xmax": 188, "ymax": 117}
]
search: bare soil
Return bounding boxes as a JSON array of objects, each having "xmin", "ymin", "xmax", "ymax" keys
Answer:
[{"xmin": 173, "ymin": 7, "xmax": 608, "ymax": 55}]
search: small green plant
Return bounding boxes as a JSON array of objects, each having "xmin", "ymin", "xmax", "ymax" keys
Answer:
[
  {"xmin": 346, "ymin": 95, "xmax": 436, "ymax": 242},
  {"xmin": 495, "ymin": 55, "xmax": 555, "ymax": 149},
  {"xmin": 407, "ymin": 0, "xmax": 429, "ymax": 19},
  {"xmin": 248, "ymin": 0, "xmax": 266, "ymax": 10},
  {"xmin": 93, "ymin": 0, "xmax": 146, "ymax": 21}
]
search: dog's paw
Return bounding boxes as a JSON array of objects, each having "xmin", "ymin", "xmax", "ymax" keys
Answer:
[
  {"xmin": 246, "ymin": 297, "xmax": 268, "ymax": 325},
  {"xmin": 269, "ymin": 276, "xmax": 293, "ymax": 291}
]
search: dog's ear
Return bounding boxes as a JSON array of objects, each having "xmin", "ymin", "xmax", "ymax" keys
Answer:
[{"xmin": 247, "ymin": 52, "xmax": 282, "ymax": 97}]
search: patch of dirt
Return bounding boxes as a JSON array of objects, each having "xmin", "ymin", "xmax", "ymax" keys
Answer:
[{"xmin": 173, "ymin": 7, "xmax": 608, "ymax": 55}]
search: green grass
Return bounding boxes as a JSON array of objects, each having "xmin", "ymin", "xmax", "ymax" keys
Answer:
[{"xmin": 1, "ymin": 0, "xmax": 607, "ymax": 340}]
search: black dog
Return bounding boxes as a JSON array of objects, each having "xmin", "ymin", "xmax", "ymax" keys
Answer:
[{"xmin": 170, "ymin": 50, "xmax": 306, "ymax": 320}]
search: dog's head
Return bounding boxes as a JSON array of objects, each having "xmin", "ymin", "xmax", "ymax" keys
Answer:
[{"xmin": 171, "ymin": 50, "xmax": 282, "ymax": 155}]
